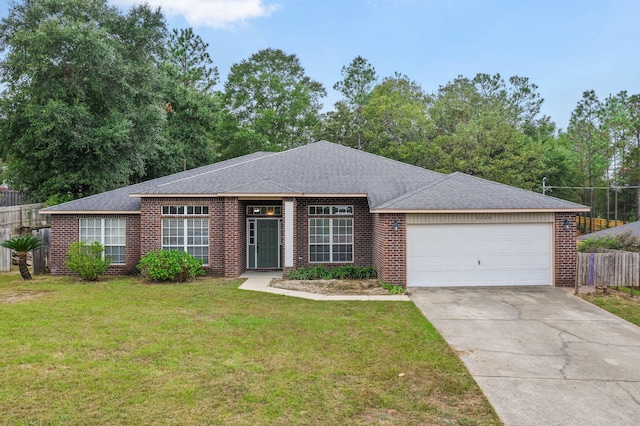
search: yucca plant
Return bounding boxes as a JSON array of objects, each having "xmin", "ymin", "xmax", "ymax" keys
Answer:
[{"xmin": 1, "ymin": 235, "xmax": 44, "ymax": 280}]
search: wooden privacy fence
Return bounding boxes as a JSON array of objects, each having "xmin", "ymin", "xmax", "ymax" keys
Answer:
[
  {"xmin": 0, "ymin": 227, "xmax": 10, "ymax": 272},
  {"xmin": 0, "ymin": 227, "xmax": 50, "ymax": 274},
  {"xmin": 0, "ymin": 203, "xmax": 49, "ymax": 235},
  {"xmin": 32, "ymin": 228, "xmax": 50, "ymax": 275},
  {"xmin": 576, "ymin": 251, "xmax": 640, "ymax": 288},
  {"xmin": 576, "ymin": 216, "xmax": 625, "ymax": 233}
]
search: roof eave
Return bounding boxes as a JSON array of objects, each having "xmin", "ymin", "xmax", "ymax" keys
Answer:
[
  {"xmin": 41, "ymin": 210, "xmax": 141, "ymax": 215},
  {"xmin": 370, "ymin": 207, "xmax": 592, "ymax": 214},
  {"xmin": 129, "ymin": 193, "xmax": 370, "ymax": 198}
]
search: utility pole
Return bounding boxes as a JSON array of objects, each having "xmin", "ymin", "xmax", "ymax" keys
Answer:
[{"xmin": 542, "ymin": 177, "xmax": 547, "ymax": 195}]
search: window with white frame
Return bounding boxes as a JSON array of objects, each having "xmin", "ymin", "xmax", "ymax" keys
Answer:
[
  {"xmin": 308, "ymin": 206, "xmax": 353, "ymax": 263},
  {"xmin": 79, "ymin": 218, "xmax": 126, "ymax": 264},
  {"xmin": 161, "ymin": 206, "xmax": 209, "ymax": 264}
]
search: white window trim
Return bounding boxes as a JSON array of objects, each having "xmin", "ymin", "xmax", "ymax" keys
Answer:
[
  {"xmin": 79, "ymin": 218, "xmax": 126, "ymax": 265},
  {"xmin": 161, "ymin": 218, "xmax": 209, "ymax": 265},
  {"xmin": 308, "ymin": 217, "xmax": 354, "ymax": 263}
]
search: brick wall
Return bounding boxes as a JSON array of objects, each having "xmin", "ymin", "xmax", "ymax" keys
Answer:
[
  {"xmin": 140, "ymin": 197, "xmax": 227, "ymax": 276},
  {"xmin": 372, "ymin": 213, "xmax": 406, "ymax": 287},
  {"xmin": 293, "ymin": 197, "xmax": 373, "ymax": 271},
  {"xmin": 555, "ymin": 212, "xmax": 577, "ymax": 286},
  {"xmin": 49, "ymin": 215, "xmax": 78, "ymax": 275},
  {"xmin": 49, "ymin": 214, "xmax": 140, "ymax": 276},
  {"xmin": 223, "ymin": 197, "xmax": 243, "ymax": 277}
]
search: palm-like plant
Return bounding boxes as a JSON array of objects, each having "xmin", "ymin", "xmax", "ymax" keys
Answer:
[{"xmin": 1, "ymin": 235, "xmax": 44, "ymax": 280}]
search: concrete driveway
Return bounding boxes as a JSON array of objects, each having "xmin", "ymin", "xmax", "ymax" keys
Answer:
[{"xmin": 410, "ymin": 286, "xmax": 640, "ymax": 426}]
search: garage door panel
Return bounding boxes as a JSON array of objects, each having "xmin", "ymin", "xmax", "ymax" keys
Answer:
[{"xmin": 407, "ymin": 223, "xmax": 552, "ymax": 287}]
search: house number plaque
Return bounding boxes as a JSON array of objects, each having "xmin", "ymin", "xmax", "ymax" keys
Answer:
[{"xmin": 475, "ymin": 214, "xmax": 492, "ymax": 222}]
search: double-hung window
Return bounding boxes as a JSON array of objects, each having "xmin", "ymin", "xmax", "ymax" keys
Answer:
[
  {"xmin": 79, "ymin": 218, "xmax": 126, "ymax": 264},
  {"xmin": 308, "ymin": 205, "xmax": 353, "ymax": 263},
  {"xmin": 161, "ymin": 206, "xmax": 209, "ymax": 264}
]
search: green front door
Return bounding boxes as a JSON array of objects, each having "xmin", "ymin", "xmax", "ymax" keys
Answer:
[{"xmin": 257, "ymin": 220, "xmax": 279, "ymax": 268}]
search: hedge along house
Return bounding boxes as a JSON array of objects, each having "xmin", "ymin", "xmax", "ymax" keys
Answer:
[{"xmin": 42, "ymin": 141, "xmax": 589, "ymax": 287}]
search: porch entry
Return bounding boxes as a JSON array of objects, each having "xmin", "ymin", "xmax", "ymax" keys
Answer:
[{"xmin": 247, "ymin": 218, "xmax": 281, "ymax": 269}]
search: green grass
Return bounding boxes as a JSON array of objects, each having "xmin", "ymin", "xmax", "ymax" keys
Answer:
[
  {"xmin": 0, "ymin": 274, "xmax": 499, "ymax": 425},
  {"xmin": 582, "ymin": 288, "xmax": 640, "ymax": 327}
]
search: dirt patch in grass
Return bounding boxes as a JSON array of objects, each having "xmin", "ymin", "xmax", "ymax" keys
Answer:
[
  {"xmin": 269, "ymin": 278, "xmax": 398, "ymax": 295},
  {"xmin": 0, "ymin": 290, "xmax": 48, "ymax": 304}
]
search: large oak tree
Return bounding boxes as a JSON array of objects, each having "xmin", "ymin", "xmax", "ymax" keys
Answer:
[{"xmin": 0, "ymin": 0, "xmax": 168, "ymax": 200}]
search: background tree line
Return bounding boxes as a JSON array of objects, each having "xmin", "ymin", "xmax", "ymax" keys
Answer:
[{"xmin": 0, "ymin": 0, "xmax": 637, "ymax": 227}]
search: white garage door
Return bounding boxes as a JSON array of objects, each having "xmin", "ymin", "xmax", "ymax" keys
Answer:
[{"xmin": 407, "ymin": 223, "xmax": 552, "ymax": 287}]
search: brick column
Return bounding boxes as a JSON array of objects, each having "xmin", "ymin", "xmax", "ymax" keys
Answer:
[
  {"xmin": 372, "ymin": 213, "xmax": 406, "ymax": 287},
  {"xmin": 555, "ymin": 212, "xmax": 577, "ymax": 286},
  {"xmin": 224, "ymin": 197, "xmax": 242, "ymax": 277}
]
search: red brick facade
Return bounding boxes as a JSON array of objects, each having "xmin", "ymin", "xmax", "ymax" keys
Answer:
[
  {"xmin": 554, "ymin": 212, "xmax": 577, "ymax": 286},
  {"xmin": 372, "ymin": 213, "xmax": 406, "ymax": 286},
  {"xmin": 49, "ymin": 214, "xmax": 140, "ymax": 276},
  {"xmin": 292, "ymin": 197, "xmax": 373, "ymax": 270},
  {"xmin": 48, "ymin": 198, "xmax": 580, "ymax": 288}
]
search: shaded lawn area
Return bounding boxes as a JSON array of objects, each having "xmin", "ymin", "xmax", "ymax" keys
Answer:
[{"xmin": 0, "ymin": 274, "xmax": 499, "ymax": 425}]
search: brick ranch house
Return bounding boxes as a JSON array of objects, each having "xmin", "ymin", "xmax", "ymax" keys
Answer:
[{"xmin": 42, "ymin": 141, "xmax": 589, "ymax": 287}]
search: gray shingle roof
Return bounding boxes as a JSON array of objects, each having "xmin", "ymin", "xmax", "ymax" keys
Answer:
[
  {"xmin": 376, "ymin": 172, "xmax": 589, "ymax": 211},
  {"xmin": 43, "ymin": 141, "xmax": 588, "ymax": 213},
  {"xmin": 577, "ymin": 220, "xmax": 640, "ymax": 241}
]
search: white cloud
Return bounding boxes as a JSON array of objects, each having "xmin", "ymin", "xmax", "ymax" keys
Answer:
[{"xmin": 110, "ymin": 0, "xmax": 278, "ymax": 28}]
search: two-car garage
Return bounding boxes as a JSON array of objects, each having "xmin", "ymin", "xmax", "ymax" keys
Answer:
[{"xmin": 406, "ymin": 213, "xmax": 553, "ymax": 287}]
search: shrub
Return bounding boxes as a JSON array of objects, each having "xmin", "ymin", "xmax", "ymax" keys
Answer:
[
  {"xmin": 332, "ymin": 266, "xmax": 358, "ymax": 279},
  {"xmin": 286, "ymin": 265, "xmax": 377, "ymax": 280},
  {"xmin": 379, "ymin": 281, "xmax": 405, "ymax": 295},
  {"xmin": 137, "ymin": 249, "xmax": 204, "ymax": 282},
  {"xmin": 579, "ymin": 231, "xmax": 640, "ymax": 253},
  {"xmin": 356, "ymin": 266, "xmax": 377, "ymax": 279},
  {"xmin": 66, "ymin": 241, "xmax": 111, "ymax": 281}
]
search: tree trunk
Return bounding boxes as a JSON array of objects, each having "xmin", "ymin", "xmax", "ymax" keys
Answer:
[{"xmin": 17, "ymin": 252, "xmax": 32, "ymax": 280}]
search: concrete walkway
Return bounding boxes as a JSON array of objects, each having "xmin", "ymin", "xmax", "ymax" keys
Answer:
[
  {"xmin": 238, "ymin": 271, "xmax": 410, "ymax": 301},
  {"xmin": 410, "ymin": 286, "xmax": 640, "ymax": 426}
]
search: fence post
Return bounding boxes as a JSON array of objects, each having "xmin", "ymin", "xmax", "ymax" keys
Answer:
[{"xmin": 0, "ymin": 227, "xmax": 10, "ymax": 272}]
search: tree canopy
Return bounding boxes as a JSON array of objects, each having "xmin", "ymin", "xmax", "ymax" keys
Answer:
[
  {"xmin": 0, "ymin": 0, "xmax": 638, "ymax": 223},
  {"xmin": 223, "ymin": 48, "xmax": 326, "ymax": 153}
]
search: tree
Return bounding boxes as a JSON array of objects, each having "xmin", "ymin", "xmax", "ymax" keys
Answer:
[
  {"xmin": 567, "ymin": 90, "xmax": 608, "ymax": 231},
  {"xmin": 223, "ymin": 48, "xmax": 326, "ymax": 151},
  {"xmin": 427, "ymin": 74, "xmax": 548, "ymax": 189},
  {"xmin": 166, "ymin": 27, "xmax": 218, "ymax": 93},
  {"xmin": 624, "ymin": 94, "xmax": 640, "ymax": 218},
  {"xmin": 331, "ymin": 56, "xmax": 377, "ymax": 149},
  {"xmin": 0, "ymin": 0, "xmax": 168, "ymax": 200},
  {"xmin": 360, "ymin": 73, "xmax": 434, "ymax": 161},
  {"xmin": 1, "ymin": 235, "xmax": 44, "ymax": 280}
]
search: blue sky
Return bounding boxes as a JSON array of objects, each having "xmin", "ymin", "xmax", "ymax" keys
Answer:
[{"xmin": 2, "ymin": 0, "xmax": 639, "ymax": 130}]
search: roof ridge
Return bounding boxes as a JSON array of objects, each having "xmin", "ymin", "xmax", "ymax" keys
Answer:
[
  {"xmin": 156, "ymin": 150, "xmax": 290, "ymax": 188},
  {"xmin": 316, "ymin": 140, "xmax": 446, "ymax": 176},
  {"xmin": 375, "ymin": 173, "xmax": 456, "ymax": 209}
]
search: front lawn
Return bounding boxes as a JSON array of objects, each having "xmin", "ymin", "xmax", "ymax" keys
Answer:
[
  {"xmin": 0, "ymin": 274, "xmax": 499, "ymax": 425},
  {"xmin": 580, "ymin": 288, "xmax": 640, "ymax": 327}
]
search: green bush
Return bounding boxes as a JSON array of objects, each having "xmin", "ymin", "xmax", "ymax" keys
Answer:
[
  {"xmin": 66, "ymin": 241, "xmax": 111, "ymax": 281},
  {"xmin": 137, "ymin": 249, "xmax": 205, "ymax": 282},
  {"xmin": 579, "ymin": 231, "xmax": 640, "ymax": 253},
  {"xmin": 379, "ymin": 281, "xmax": 405, "ymax": 295},
  {"xmin": 356, "ymin": 266, "xmax": 377, "ymax": 279},
  {"xmin": 286, "ymin": 265, "xmax": 377, "ymax": 280}
]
